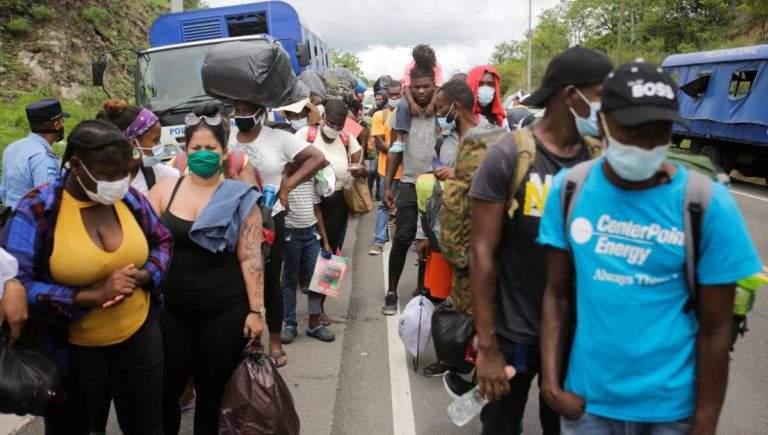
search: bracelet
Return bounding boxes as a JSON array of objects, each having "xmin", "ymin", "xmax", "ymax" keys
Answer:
[{"xmin": 250, "ymin": 307, "xmax": 265, "ymax": 316}]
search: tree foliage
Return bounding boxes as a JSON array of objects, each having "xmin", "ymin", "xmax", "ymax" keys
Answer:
[
  {"xmin": 491, "ymin": 0, "xmax": 768, "ymax": 97},
  {"xmin": 331, "ymin": 51, "xmax": 367, "ymax": 82}
]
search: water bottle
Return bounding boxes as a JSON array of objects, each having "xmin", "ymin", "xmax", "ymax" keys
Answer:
[
  {"xmin": 447, "ymin": 385, "xmax": 488, "ymax": 427},
  {"xmin": 262, "ymin": 184, "xmax": 277, "ymax": 209}
]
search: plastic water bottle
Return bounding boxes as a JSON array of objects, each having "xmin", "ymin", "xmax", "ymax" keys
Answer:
[
  {"xmin": 263, "ymin": 184, "xmax": 277, "ymax": 208},
  {"xmin": 447, "ymin": 385, "xmax": 488, "ymax": 427}
]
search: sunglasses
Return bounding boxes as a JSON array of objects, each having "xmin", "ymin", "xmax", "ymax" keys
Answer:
[{"xmin": 184, "ymin": 113, "xmax": 223, "ymax": 127}]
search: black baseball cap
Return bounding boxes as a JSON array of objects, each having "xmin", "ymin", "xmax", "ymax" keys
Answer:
[
  {"xmin": 601, "ymin": 61, "xmax": 688, "ymax": 127},
  {"xmin": 26, "ymin": 98, "xmax": 70, "ymax": 124},
  {"xmin": 525, "ymin": 46, "xmax": 613, "ymax": 108}
]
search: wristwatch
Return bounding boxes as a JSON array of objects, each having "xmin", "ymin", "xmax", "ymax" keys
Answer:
[{"xmin": 250, "ymin": 307, "xmax": 266, "ymax": 316}]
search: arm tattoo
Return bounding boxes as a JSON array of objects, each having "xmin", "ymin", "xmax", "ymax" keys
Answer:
[{"xmin": 238, "ymin": 208, "xmax": 264, "ymax": 306}]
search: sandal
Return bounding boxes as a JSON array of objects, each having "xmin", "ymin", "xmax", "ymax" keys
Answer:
[{"xmin": 269, "ymin": 350, "xmax": 288, "ymax": 367}]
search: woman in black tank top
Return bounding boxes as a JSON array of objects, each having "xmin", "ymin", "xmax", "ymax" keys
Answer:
[{"xmin": 148, "ymin": 105, "xmax": 265, "ymax": 435}]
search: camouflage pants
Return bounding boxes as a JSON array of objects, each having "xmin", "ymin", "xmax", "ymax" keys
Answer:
[{"xmin": 451, "ymin": 266, "xmax": 473, "ymax": 315}]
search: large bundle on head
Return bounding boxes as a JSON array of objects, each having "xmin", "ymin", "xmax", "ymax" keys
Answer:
[
  {"xmin": 202, "ymin": 39, "xmax": 298, "ymax": 108},
  {"xmin": 323, "ymin": 67, "xmax": 356, "ymax": 101},
  {"xmin": 298, "ymin": 70, "xmax": 326, "ymax": 100}
]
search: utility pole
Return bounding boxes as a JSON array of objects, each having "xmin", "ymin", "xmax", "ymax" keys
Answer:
[
  {"xmin": 616, "ymin": 0, "xmax": 626, "ymax": 64},
  {"xmin": 527, "ymin": 0, "xmax": 533, "ymax": 92},
  {"xmin": 171, "ymin": 0, "xmax": 183, "ymax": 12}
]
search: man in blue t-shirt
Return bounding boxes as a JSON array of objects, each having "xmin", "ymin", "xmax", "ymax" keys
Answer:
[{"xmin": 538, "ymin": 62, "xmax": 762, "ymax": 434}]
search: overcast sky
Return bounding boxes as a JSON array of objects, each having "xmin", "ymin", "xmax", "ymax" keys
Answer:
[{"xmin": 206, "ymin": 0, "xmax": 561, "ymax": 79}]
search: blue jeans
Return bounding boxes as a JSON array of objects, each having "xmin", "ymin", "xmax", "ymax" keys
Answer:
[
  {"xmin": 282, "ymin": 226, "xmax": 323, "ymax": 329},
  {"xmin": 373, "ymin": 177, "xmax": 399, "ymax": 246},
  {"xmin": 561, "ymin": 413, "xmax": 693, "ymax": 435}
]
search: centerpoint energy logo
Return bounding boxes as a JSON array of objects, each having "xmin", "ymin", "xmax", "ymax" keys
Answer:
[{"xmin": 570, "ymin": 214, "xmax": 684, "ymax": 266}]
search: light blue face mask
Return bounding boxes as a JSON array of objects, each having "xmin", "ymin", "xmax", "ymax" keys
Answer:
[
  {"xmin": 388, "ymin": 98, "xmax": 400, "ymax": 109},
  {"xmin": 569, "ymin": 89, "xmax": 601, "ymax": 137},
  {"xmin": 291, "ymin": 117, "xmax": 308, "ymax": 130},
  {"xmin": 437, "ymin": 102, "xmax": 457, "ymax": 135},
  {"xmin": 389, "ymin": 140, "xmax": 405, "ymax": 153},
  {"xmin": 138, "ymin": 143, "xmax": 166, "ymax": 168},
  {"xmin": 602, "ymin": 116, "xmax": 670, "ymax": 182},
  {"xmin": 477, "ymin": 85, "xmax": 495, "ymax": 106}
]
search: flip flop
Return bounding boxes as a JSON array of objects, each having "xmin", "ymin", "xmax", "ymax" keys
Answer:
[{"xmin": 269, "ymin": 350, "xmax": 288, "ymax": 367}]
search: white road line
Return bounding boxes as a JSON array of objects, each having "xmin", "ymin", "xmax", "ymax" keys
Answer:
[
  {"xmin": 730, "ymin": 188, "xmax": 768, "ymax": 203},
  {"xmin": 382, "ymin": 237, "xmax": 417, "ymax": 435}
]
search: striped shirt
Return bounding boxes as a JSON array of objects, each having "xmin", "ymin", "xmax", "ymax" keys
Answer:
[{"xmin": 285, "ymin": 179, "xmax": 321, "ymax": 229}]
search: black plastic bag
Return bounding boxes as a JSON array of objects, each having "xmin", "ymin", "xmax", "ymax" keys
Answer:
[
  {"xmin": 202, "ymin": 39, "xmax": 298, "ymax": 108},
  {"xmin": 220, "ymin": 342, "xmax": 300, "ymax": 435},
  {"xmin": 0, "ymin": 328, "xmax": 58, "ymax": 415},
  {"xmin": 297, "ymin": 70, "xmax": 326, "ymax": 99},
  {"xmin": 431, "ymin": 308, "xmax": 474, "ymax": 374}
]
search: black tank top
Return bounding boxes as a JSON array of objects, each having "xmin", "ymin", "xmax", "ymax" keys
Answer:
[{"xmin": 161, "ymin": 178, "xmax": 246, "ymax": 318}]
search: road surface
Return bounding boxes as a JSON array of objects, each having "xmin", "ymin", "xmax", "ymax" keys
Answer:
[{"xmin": 7, "ymin": 181, "xmax": 768, "ymax": 435}]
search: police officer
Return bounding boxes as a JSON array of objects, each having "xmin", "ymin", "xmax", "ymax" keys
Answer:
[{"xmin": 1, "ymin": 98, "xmax": 68, "ymax": 209}]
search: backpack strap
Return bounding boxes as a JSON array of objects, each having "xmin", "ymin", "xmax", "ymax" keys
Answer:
[
  {"xmin": 307, "ymin": 126, "xmax": 318, "ymax": 143},
  {"xmin": 560, "ymin": 159, "xmax": 599, "ymax": 254},
  {"xmin": 227, "ymin": 150, "xmax": 246, "ymax": 176},
  {"xmin": 140, "ymin": 165, "xmax": 157, "ymax": 190},
  {"xmin": 171, "ymin": 152, "xmax": 188, "ymax": 173},
  {"xmin": 683, "ymin": 170, "xmax": 714, "ymax": 313},
  {"xmin": 506, "ymin": 127, "xmax": 537, "ymax": 218}
]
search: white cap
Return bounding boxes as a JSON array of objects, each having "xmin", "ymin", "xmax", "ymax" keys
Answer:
[
  {"xmin": 273, "ymin": 97, "xmax": 311, "ymax": 114},
  {"xmin": 398, "ymin": 296, "xmax": 435, "ymax": 357}
]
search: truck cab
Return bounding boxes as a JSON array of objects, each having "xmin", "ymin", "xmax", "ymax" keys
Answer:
[
  {"xmin": 93, "ymin": 1, "xmax": 329, "ymax": 147},
  {"xmin": 662, "ymin": 45, "xmax": 768, "ymax": 184}
]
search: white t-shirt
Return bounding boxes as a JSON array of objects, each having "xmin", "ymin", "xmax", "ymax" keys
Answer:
[
  {"xmin": 230, "ymin": 125, "xmax": 310, "ymax": 213},
  {"xmin": 130, "ymin": 164, "xmax": 180, "ymax": 195},
  {"xmin": 295, "ymin": 127, "xmax": 361, "ymax": 191}
]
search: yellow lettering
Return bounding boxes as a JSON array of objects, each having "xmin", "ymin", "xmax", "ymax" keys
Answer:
[{"xmin": 522, "ymin": 173, "xmax": 552, "ymax": 217}]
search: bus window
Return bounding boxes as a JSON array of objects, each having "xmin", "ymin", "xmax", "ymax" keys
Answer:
[
  {"xmin": 226, "ymin": 12, "xmax": 268, "ymax": 37},
  {"xmin": 729, "ymin": 69, "xmax": 757, "ymax": 100}
]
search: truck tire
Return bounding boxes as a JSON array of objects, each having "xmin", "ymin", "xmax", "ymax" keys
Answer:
[{"xmin": 700, "ymin": 144, "xmax": 727, "ymax": 172}]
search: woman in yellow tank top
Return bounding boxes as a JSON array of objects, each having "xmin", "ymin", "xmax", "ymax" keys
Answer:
[{"xmin": 4, "ymin": 120, "xmax": 173, "ymax": 434}]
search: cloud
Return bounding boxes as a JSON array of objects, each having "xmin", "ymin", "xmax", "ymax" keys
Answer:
[{"xmin": 204, "ymin": 0, "xmax": 561, "ymax": 78}]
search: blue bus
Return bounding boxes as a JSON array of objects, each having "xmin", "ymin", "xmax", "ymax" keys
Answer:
[
  {"xmin": 662, "ymin": 45, "xmax": 768, "ymax": 183},
  {"xmin": 94, "ymin": 1, "xmax": 329, "ymax": 146}
]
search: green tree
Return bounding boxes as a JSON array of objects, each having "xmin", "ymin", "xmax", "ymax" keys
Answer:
[
  {"xmin": 491, "ymin": 41, "xmax": 526, "ymax": 64},
  {"xmin": 331, "ymin": 51, "xmax": 366, "ymax": 81}
]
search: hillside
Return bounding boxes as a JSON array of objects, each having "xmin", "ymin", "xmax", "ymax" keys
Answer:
[{"xmin": 0, "ymin": 0, "xmax": 200, "ymax": 148}]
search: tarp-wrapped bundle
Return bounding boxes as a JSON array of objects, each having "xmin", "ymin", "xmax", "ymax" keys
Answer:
[
  {"xmin": 323, "ymin": 67, "xmax": 356, "ymax": 101},
  {"xmin": 298, "ymin": 70, "xmax": 326, "ymax": 99},
  {"xmin": 202, "ymin": 39, "xmax": 298, "ymax": 108}
]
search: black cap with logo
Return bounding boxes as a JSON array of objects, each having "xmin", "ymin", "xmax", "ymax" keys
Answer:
[
  {"xmin": 525, "ymin": 46, "xmax": 614, "ymax": 108},
  {"xmin": 25, "ymin": 98, "xmax": 70, "ymax": 125},
  {"xmin": 601, "ymin": 61, "xmax": 688, "ymax": 127}
]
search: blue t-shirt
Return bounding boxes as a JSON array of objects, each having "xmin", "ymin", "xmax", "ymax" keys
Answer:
[{"xmin": 538, "ymin": 159, "xmax": 762, "ymax": 422}]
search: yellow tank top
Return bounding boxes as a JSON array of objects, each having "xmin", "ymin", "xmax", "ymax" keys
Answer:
[{"xmin": 51, "ymin": 191, "xmax": 150, "ymax": 347}]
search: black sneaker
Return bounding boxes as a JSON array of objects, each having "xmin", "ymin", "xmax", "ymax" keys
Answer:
[
  {"xmin": 422, "ymin": 361, "xmax": 449, "ymax": 378},
  {"xmin": 442, "ymin": 371, "xmax": 475, "ymax": 399},
  {"xmin": 381, "ymin": 292, "xmax": 398, "ymax": 315}
]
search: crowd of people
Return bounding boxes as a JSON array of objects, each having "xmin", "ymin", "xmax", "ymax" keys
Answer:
[{"xmin": 0, "ymin": 40, "xmax": 762, "ymax": 435}]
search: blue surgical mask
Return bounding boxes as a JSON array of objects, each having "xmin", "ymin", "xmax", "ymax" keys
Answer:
[
  {"xmin": 602, "ymin": 116, "xmax": 670, "ymax": 182},
  {"xmin": 291, "ymin": 117, "xmax": 308, "ymax": 130},
  {"xmin": 477, "ymin": 85, "xmax": 495, "ymax": 106},
  {"xmin": 388, "ymin": 98, "xmax": 400, "ymax": 109},
  {"xmin": 389, "ymin": 140, "xmax": 405, "ymax": 153},
  {"xmin": 137, "ymin": 143, "xmax": 165, "ymax": 167},
  {"xmin": 437, "ymin": 102, "xmax": 457, "ymax": 135},
  {"xmin": 569, "ymin": 89, "xmax": 601, "ymax": 138}
]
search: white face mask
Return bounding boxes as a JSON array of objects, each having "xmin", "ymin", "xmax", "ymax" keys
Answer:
[
  {"xmin": 76, "ymin": 162, "xmax": 130, "ymax": 205},
  {"xmin": 322, "ymin": 124, "xmax": 341, "ymax": 139},
  {"xmin": 291, "ymin": 117, "xmax": 308, "ymax": 130},
  {"xmin": 477, "ymin": 85, "xmax": 495, "ymax": 106}
]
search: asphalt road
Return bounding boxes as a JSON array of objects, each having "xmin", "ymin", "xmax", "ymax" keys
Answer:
[{"xmin": 8, "ymin": 181, "xmax": 768, "ymax": 435}]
